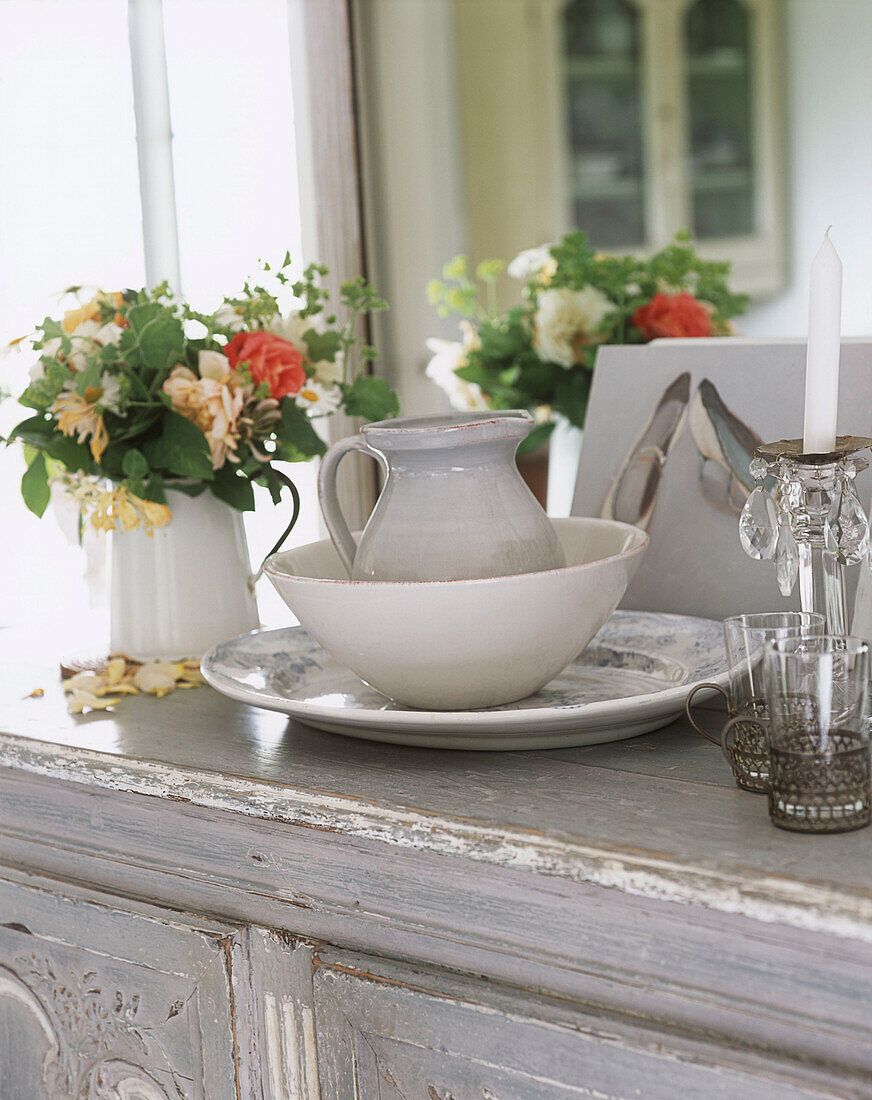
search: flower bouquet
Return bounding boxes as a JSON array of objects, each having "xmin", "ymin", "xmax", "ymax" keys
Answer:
[
  {"xmin": 426, "ymin": 230, "xmax": 748, "ymax": 452},
  {"xmin": 6, "ymin": 255, "xmax": 398, "ymax": 533}
]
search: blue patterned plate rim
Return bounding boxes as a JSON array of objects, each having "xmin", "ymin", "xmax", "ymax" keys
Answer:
[{"xmin": 201, "ymin": 610, "xmax": 728, "ymax": 731}]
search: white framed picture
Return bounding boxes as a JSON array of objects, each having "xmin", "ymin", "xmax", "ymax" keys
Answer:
[{"xmin": 572, "ymin": 339, "xmax": 872, "ymax": 622}]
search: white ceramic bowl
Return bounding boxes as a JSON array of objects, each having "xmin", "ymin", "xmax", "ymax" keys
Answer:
[{"xmin": 265, "ymin": 517, "xmax": 648, "ymax": 710}]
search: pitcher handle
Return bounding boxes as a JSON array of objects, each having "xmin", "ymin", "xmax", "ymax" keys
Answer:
[
  {"xmin": 318, "ymin": 434, "xmax": 388, "ymax": 577},
  {"xmin": 248, "ymin": 468, "xmax": 302, "ymax": 591},
  {"xmin": 685, "ymin": 682, "xmax": 730, "ymax": 747}
]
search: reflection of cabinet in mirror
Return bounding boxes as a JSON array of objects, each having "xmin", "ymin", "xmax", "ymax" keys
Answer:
[{"xmin": 456, "ymin": 0, "xmax": 786, "ymax": 296}]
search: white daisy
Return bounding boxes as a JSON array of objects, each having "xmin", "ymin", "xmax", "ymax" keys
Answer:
[
  {"xmin": 295, "ymin": 380, "xmax": 342, "ymax": 415},
  {"xmin": 213, "ymin": 303, "xmax": 247, "ymax": 332},
  {"xmin": 98, "ymin": 373, "xmax": 122, "ymax": 413},
  {"xmin": 425, "ymin": 321, "xmax": 490, "ymax": 412},
  {"xmin": 508, "ymin": 244, "xmax": 555, "ymax": 281}
]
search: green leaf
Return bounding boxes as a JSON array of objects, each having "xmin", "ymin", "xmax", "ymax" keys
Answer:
[
  {"xmin": 12, "ymin": 415, "xmax": 94, "ymax": 473},
  {"xmin": 36, "ymin": 317, "xmax": 64, "ymax": 341},
  {"xmin": 18, "ymin": 360, "xmax": 70, "ymax": 409},
  {"xmin": 75, "ymin": 359, "xmax": 103, "ymax": 397},
  {"xmin": 280, "ymin": 399, "xmax": 327, "ymax": 458},
  {"xmin": 274, "ymin": 439, "xmax": 312, "ymax": 463},
  {"xmin": 138, "ymin": 473, "xmax": 162, "ymax": 506},
  {"xmin": 126, "ymin": 304, "xmax": 185, "ymax": 376},
  {"xmin": 303, "ymin": 328, "xmax": 343, "ymax": 363},
  {"xmin": 341, "ymin": 374, "xmax": 399, "ymax": 422},
  {"xmin": 163, "ymin": 479, "xmax": 206, "ymax": 500},
  {"xmin": 122, "ymin": 448, "xmax": 149, "ymax": 480},
  {"xmin": 8, "ymin": 415, "xmax": 54, "ymax": 446},
  {"xmin": 45, "ymin": 434, "xmax": 92, "ymax": 472},
  {"xmin": 98, "ymin": 442, "xmax": 130, "ymax": 480},
  {"xmin": 21, "ymin": 452, "xmax": 50, "ymax": 517},
  {"xmin": 142, "ymin": 410, "xmax": 213, "ymax": 480},
  {"xmin": 211, "ymin": 465, "xmax": 255, "ymax": 511},
  {"xmin": 262, "ymin": 463, "xmax": 284, "ymax": 505}
]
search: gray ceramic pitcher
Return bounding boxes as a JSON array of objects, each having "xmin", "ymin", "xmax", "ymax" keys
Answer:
[{"xmin": 317, "ymin": 411, "xmax": 565, "ymax": 581}]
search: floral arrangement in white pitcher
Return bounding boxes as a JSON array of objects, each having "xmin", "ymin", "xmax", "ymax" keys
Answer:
[
  {"xmin": 426, "ymin": 230, "xmax": 747, "ymax": 453},
  {"xmin": 5, "ymin": 255, "xmax": 398, "ymax": 533}
]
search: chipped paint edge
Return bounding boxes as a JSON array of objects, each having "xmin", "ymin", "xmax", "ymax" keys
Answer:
[{"xmin": 0, "ymin": 733, "xmax": 871, "ymax": 944}]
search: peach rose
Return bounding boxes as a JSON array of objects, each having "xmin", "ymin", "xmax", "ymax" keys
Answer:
[
  {"xmin": 225, "ymin": 331, "xmax": 305, "ymax": 399},
  {"xmin": 162, "ymin": 363, "xmax": 245, "ymax": 470}
]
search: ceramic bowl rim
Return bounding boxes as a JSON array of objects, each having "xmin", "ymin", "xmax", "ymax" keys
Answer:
[{"xmin": 264, "ymin": 516, "xmax": 649, "ymax": 589}]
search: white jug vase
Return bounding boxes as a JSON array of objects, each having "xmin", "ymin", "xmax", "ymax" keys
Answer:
[{"xmin": 110, "ymin": 480, "xmax": 298, "ymax": 660}]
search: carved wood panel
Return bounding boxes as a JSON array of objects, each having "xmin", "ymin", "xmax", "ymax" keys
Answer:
[
  {"xmin": 307, "ymin": 949, "xmax": 847, "ymax": 1100},
  {"xmin": 0, "ymin": 870, "xmax": 253, "ymax": 1099}
]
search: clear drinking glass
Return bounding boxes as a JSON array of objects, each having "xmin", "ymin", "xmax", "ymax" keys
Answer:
[
  {"xmin": 686, "ymin": 611, "xmax": 825, "ymax": 792},
  {"xmin": 759, "ymin": 636, "xmax": 871, "ymax": 833}
]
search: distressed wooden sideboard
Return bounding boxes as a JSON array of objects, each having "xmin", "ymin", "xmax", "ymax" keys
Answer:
[{"xmin": 2, "ymin": 638, "xmax": 872, "ymax": 1098}]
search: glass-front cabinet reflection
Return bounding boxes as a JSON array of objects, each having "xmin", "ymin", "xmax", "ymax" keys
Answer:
[
  {"xmin": 564, "ymin": 0, "xmax": 646, "ymax": 248},
  {"xmin": 456, "ymin": 0, "xmax": 784, "ymax": 299},
  {"xmin": 558, "ymin": 0, "xmax": 784, "ymax": 293},
  {"xmin": 685, "ymin": 0, "xmax": 755, "ymax": 239}
]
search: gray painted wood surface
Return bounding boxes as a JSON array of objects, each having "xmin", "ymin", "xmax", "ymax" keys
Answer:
[{"xmin": 2, "ymin": 631, "xmax": 872, "ymax": 1096}]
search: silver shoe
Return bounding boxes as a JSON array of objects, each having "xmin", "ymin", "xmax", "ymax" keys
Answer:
[
  {"xmin": 601, "ymin": 372, "xmax": 691, "ymax": 530},
  {"xmin": 688, "ymin": 378, "xmax": 765, "ymax": 516}
]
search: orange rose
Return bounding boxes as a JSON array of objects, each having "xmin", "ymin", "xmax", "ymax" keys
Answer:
[
  {"xmin": 632, "ymin": 293, "xmax": 713, "ymax": 340},
  {"xmin": 225, "ymin": 331, "xmax": 305, "ymax": 399}
]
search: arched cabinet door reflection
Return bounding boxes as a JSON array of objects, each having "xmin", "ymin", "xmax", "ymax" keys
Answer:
[{"xmin": 0, "ymin": 873, "xmax": 250, "ymax": 1100}]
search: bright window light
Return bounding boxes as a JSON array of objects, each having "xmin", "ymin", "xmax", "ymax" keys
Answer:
[{"xmin": 0, "ymin": 0, "xmax": 313, "ymax": 637}]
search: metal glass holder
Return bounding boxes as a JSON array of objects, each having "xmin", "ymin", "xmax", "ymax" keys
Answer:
[{"xmin": 741, "ymin": 436, "xmax": 872, "ymax": 633}]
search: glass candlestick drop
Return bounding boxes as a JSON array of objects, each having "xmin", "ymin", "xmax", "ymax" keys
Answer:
[{"xmin": 739, "ymin": 437, "xmax": 872, "ymax": 634}]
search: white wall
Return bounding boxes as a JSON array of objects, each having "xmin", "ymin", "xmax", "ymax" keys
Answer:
[{"xmin": 743, "ymin": 0, "xmax": 872, "ymax": 339}]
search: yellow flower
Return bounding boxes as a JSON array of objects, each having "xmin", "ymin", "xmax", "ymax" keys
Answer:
[
  {"xmin": 65, "ymin": 476, "xmax": 172, "ymax": 536},
  {"xmin": 137, "ymin": 497, "xmax": 173, "ymax": 534},
  {"xmin": 62, "ymin": 291, "xmax": 125, "ymax": 334},
  {"xmin": 50, "ymin": 389, "xmax": 109, "ymax": 463},
  {"xmin": 117, "ymin": 495, "xmax": 140, "ymax": 531}
]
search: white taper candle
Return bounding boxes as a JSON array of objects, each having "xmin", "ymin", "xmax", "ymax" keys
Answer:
[{"xmin": 802, "ymin": 228, "xmax": 842, "ymax": 454}]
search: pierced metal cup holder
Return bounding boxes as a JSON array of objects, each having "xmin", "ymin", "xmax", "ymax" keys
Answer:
[{"xmin": 685, "ymin": 683, "xmax": 770, "ymax": 793}]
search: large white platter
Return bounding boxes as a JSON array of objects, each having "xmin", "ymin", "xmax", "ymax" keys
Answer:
[{"xmin": 202, "ymin": 611, "xmax": 727, "ymax": 750}]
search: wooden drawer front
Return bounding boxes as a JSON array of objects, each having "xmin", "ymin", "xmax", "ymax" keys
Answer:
[
  {"xmin": 0, "ymin": 870, "xmax": 252, "ymax": 1100},
  {"xmin": 309, "ymin": 952, "xmax": 853, "ymax": 1100}
]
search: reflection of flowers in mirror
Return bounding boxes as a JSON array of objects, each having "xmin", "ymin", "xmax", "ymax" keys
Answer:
[
  {"xmin": 425, "ymin": 231, "xmax": 747, "ymax": 447},
  {"xmin": 425, "ymin": 320, "xmax": 489, "ymax": 413}
]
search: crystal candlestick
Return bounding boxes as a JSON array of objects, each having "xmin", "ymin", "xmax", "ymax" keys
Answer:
[{"xmin": 740, "ymin": 437, "xmax": 872, "ymax": 634}]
